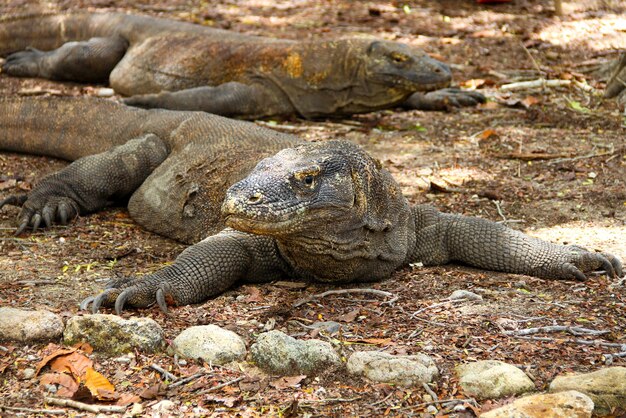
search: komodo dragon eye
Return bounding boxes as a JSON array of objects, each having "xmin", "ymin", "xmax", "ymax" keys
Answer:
[
  {"xmin": 390, "ymin": 52, "xmax": 409, "ymax": 63},
  {"xmin": 293, "ymin": 166, "xmax": 321, "ymax": 189}
]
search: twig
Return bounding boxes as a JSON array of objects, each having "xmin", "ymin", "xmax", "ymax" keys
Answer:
[
  {"xmin": 500, "ymin": 79, "xmax": 571, "ymax": 91},
  {"xmin": 504, "ymin": 325, "xmax": 610, "ymax": 337},
  {"xmin": 196, "ymin": 376, "xmax": 244, "ymax": 396},
  {"xmin": 149, "ymin": 363, "xmax": 178, "ymax": 382},
  {"xmin": 603, "ymin": 351, "xmax": 626, "ymax": 365},
  {"xmin": 520, "ymin": 42, "xmax": 544, "ymax": 77},
  {"xmin": 370, "ymin": 392, "xmax": 394, "ymax": 407},
  {"xmin": 547, "ymin": 149, "xmax": 615, "ymax": 165},
  {"xmin": 422, "ymin": 382, "xmax": 439, "ymax": 402},
  {"xmin": 300, "ymin": 397, "xmax": 362, "ymax": 405},
  {"xmin": 493, "ymin": 200, "xmax": 507, "ymax": 223},
  {"xmin": 0, "ymin": 405, "xmax": 66, "ymax": 415},
  {"xmin": 403, "ymin": 398, "xmax": 474, "ymax": 410},
  {"xmin": 44, "ymin": 397, "xmax": 126, "ymax": 413},
  {"xmin": 168, "ymin": 372, "xmax": 208, "ymax": 388},
  {"xmin": 410, "ymin": 299, "xmax": 468, "ymax": 319},
  {"xmin": 511, "ymin": 335, "xmax": 626, "ymax": 350},
  {"xmin": 293, "ymin": 288, "xmax": 397, "ymax": 308}
]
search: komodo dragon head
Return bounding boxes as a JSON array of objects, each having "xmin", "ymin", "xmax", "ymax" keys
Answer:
[
  {"xmin": 363, "ymin": 40, "xmax": 452, "ymax": 92},
  {"xmin": 222, "ymin": 140, "xmax": 415, "ymax": 283}
]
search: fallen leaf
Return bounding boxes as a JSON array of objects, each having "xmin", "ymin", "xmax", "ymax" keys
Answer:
[
  {"xmin": 270, "ymin": 375, "xmax": 307, "ymax": 389},
  {"xmin": 521, "ymin": 96, "xmax": 540, "ymax": 107},
  {"xmin": 338, "ymin": 308, "xmax": 360, "ymax": 322},
  {"xmin": 346, "ymin": 338, "xmax": 393, "ymax": 346},
  {"xmin": 84, "ymin": 367, "xmax": 116, "ymax": 399},
  {"xmin": 36, "ymin": 347, "xmax": 76, "ymax": 376},
  {"xmin": 140, "ymin": 382, "xmax": 167, "ymax": 400},
  {"xmin": 478, "ymin": 129, "xmax": 498, "ymax": 140},
  {"xmin": 204, "ymin": 394, "xmax": 241, "ymax": 407},
  {"xmin": 50, "ymin": 351, "xmax": 93, "ymax": 379},
  {"xmin": 0, "ymin": 179, "xmax": 17, "ymax": 190},
  {"xmin": 40, "ymin": 372, "xmax": 80, "ymax": 398},
  {"xmin": 116, "ymin": 393, "xmax": 142, "ymax": 406}
]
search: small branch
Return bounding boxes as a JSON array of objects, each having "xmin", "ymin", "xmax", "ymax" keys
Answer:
[
  {"xmin": 300, "ymin": 397, "xmax": 362, "ymax": 405},
  {"xmin": 421, "ymin": 382, "xmax": 439, "ymax": 402},
  {"xmin": 44, "ymin": 398, "xmax": 126, "ymax": 413},
  {"xmin": 0, "ymin": 405, "xmax": 66, "ymax": 415},
  {"xmin": 504, "ymin": 325, "xmax": 610, "ymax": 337},
  {"xmin": 547, "ymin": 149, "xmax": 616, "ymax": 165},
  {"xmin": 149, "ymin": 364, "xmax": 178, "ymax": 382},
  {"xmin": 510, "ymin": 335, "xmax": 626, "ymax": 350},
  {"xmin": 196, "ymin": 376, "xmax": 244, "ymax": 396},
  {"xmin": 293, "ymin": 288, "xmax": 397, "ymax": 308},
  {"xmin": 493, "ymin": 200, "xmax": 507, "ymax": 223},
  {"xmin": 500, "ymin": 79, "xmax": 571, "ymax": 91},
  {"xmin": 168, "ymin": 372, "xmax": 208, "ymax": 388},
  {"xmin": 604, "ymin": 351, "xmax": 626, "ymax": 365}
]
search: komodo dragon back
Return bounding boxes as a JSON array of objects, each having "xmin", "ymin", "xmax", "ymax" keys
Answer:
[{"xmin": 0, "ymin": 97, "xmax": 299, "ymax": 243}]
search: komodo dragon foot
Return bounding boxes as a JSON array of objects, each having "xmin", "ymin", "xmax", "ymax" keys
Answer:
[
  {"xmin": 2, "ymin": 47, "xmax": 45, "ymax": 78},
  {"xmin": 404, "ymin": 88, "xmax": 486, "ymax": 111},
  {"xmin": 0, "ymin": 193, "xmax": 79, "ymax": 235}
]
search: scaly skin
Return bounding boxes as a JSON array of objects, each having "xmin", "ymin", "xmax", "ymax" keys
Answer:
[
  {"xmin": 0, "ymin": 98, "xmax": 621, "ymax": 313},
  {"xmin": 0, "ymin": 12, "xmax": 484, "ymax": 118}
]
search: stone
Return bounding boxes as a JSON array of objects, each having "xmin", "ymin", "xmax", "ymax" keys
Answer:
[
  {"xmin": 481, "ymin": 390, "xmax": 594, "ymax": 418},
  {"xmin": 172, "ymin": 325, "xmax": 246, "ymax": 365},
  {"xmin": 456, "ymin": 360, "xmax": 534, "ymax": 399},
  {"xmin": 549, "ymin": 367, "xmax": 626, "ymax": 415},
  {"xmin": 63, "ymin": 314, "xmax": 164, "ymax": 355},
  {"xmin": 347, "ymin": 351, "xmax": 438, "ymax": 386},
  {"xmin": 0, "ymin": 307, "xmax": 64, "ymax": 343},
  {"xmin": 250, "ymin": 330, "xmax": 341, "ymax": 375},
  {"xmin": 449, "ymin": 289, "xmax": 483, "ymax": 301}
]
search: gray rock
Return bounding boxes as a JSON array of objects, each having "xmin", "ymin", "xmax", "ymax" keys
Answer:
[
  {"xmin": 250, "ymin": 330, "xmax": 341, "ymax": 375},
  {"xmin": 172, "ymin": 325, "xmax": 246, "ymax": 365},
  {"xmin": 549, "ymin": 366, "xmax": 626, "ymax": 415},
  {"xmin": 456, "ymin": 360, "xmax": 534, "ymax": 399},
  {"xmin": 310, "ymin": 321, "xmax": 342, "ymax": 334},
  {"xmin": 63, "ymin": 314, "xmax": 164, "ymax": 355},
  {"xmin": 22, "ymin": 368, "xmax": 36, "ymax": 380},
  {"xmin": 347, "ymin": 351, "xmax": 438, "ymax": 386},
  {"xmin": 481, "ymin": 390, "xmax": 594, "ymax": 418},
  {"xmin": 0, "ymin": 307, "xmax": 64, "ymax": 342},
  {"xmin": 449, "ymin": 289, "xmax": 483, "ymax": 301}
]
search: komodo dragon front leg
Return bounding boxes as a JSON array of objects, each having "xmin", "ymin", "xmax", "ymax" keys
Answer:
[
  {"xmin": 2, "ymin": 36, "xmax": 128, "ymax": 82},
  {"xmin": 411, "ymin": 205, "xmax": 623, "ymax": 280},
  {"xmin": 0, "ymin": 134, "xmax": 167, "ymax": 234},
  {"xmin": 122, "ymin": 82, "xmax": 294, "ymax": 119},
  {"xmin": 403, "ymin": 88, "xmax": 487, "ymax": 111},
  {"xmin": 80, "ymin": 228, "xmax": 289, "ymax": 313}
]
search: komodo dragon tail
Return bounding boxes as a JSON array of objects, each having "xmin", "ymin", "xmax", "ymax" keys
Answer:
[{"xmin": 0, "ymin": 97, "xmax": 159, "ymax": 160}]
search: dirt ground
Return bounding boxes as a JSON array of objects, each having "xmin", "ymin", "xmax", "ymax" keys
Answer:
[{"xmin": 0, "ymin": 0, "xmax": 625, "ymax": 416}]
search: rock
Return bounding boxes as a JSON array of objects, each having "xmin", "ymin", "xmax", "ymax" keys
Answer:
[
  {"xmin": 310, "ymin": 321, "xmax": 342, "ymax": 334},
  {"xmin": 172, "ymin": 325, "xmax": 246, "ymax": 365},
  {"xmin": 0, "ymin": 307, "xmax": 64, "ymax": 343},
  {"xmin": 549, "ymin": 367, "xmax": 626, "ymax": 415},
  {"xmin": 63, "ymin": 314, "xmax": 164, "ymax": 355},
  {"xmin": 481, "ymin": 390, "xmax": 594, "ymax": 418},
  {"xmin": 250, "ymin": 330, "xmax": 341, "ymax": 375},
  {"xmin": 456, "ymin": 360, "xmax": 534, "ymax": 399},
  {"xmin": 21, "ymin": 368, "xmax": 36, "ymax": 380},
  {"xmin": 96, "ymin": 87, "xmax": 115, "ymax": 97},
  {"xmin": 347, "ymin": 351, "xmax": 438, "ymax": 386},
  {"xmin": 449, "ymin": 289, "xmax": 483, "ymax": 301}
]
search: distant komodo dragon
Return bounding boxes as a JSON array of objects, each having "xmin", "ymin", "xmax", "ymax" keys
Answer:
[
  {"xmin": 0, "ymin": 12, "xmax": 485, "ymax": 118},
  {"xmin": 0, "ymin": 97, "xmax": 622, "ymax": 313}
]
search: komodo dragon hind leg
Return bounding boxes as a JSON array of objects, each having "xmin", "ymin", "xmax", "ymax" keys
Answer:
[
  {"xmin": 2, "ymin": 36, "xmax": 128, "ymax": 82},
  {"xmin": 403, "ymin": 88, "xmax": 486, "ymax": 111},
  {"xmin": 123, "ymin": 82, "xmax": 293, "ymax": 119}
]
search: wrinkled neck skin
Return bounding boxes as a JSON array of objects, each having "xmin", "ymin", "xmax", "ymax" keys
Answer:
[{"xmin": 276, "ymin": 174, "xmax": 416, "ymax": 284}]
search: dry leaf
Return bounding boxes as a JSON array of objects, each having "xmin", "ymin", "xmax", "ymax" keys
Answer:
[
  {"xmin": 36, "ymin": 347, "xmax": 76, "ymax": 376},
  {"xmin": 204, "ymin": 394, "xmax": 241, "ymax": 407},
  {"xmin": 338, "ymin": 308, "xmax": 360, "ymax": 322},
  {"xmin": 40, "ymin": 372, "xmax": 80, "ymax": 398},
  {"xmin": 84, "ymin": 367, "xmax": 116, "ymax": 399},
  {"xmin": 270, "ymin": 375, "xmax": 307, "ymax": 389},
  {"xmin": 116, "ymin": 393, "xmax": 142, "ymax": 406},
  {"xmin": 521, "ymin": 96, "xmax": 540, "ymax": 108},
  {"xmin": 50, "ymin": 351, "xmax": 93, "ymax": 379},
  {"xmin": 0, "ymin": 179, "xmax": 17, "ymax": 190},
  {"xmin": 140, "ymin": 382, "xmax": 167, "ymax": 399},
  {"xmin": 347, "ymin": 338, "xmax": 393, "ymax": 346},
  {"xmin": 478, "ymin": 129, "xmax": 498, "ymax": 140}
]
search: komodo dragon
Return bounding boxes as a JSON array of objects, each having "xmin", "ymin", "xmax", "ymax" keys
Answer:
[
  {"xmin": 0, "ymin": 12, "xmax": 485, "ymax": 119},
  {"xmin": 0, "ymin": 97, "xmax": 622, "ymax": 313}
]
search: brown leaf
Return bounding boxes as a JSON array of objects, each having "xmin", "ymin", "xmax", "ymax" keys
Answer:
[
  {"xmin": 36, "ymin": 347, "xmax": 76, "ymax": 376},
  {"xmin": 243, "ymin": 286, "xmax": 263, "ymax": 303},
  {"xmin": 73, "ymin": 342, "xmax": 94, "ymax": 354},
  {"xmin": 84, "ymin": 367, "xmax": 116, "ymax": 400},
  {"xmin": 478, "ymin": 129, "xmax": 498, "ymax": 140},
  {"xmin": 270, "ymin": 375, "xmax": 307, "ymax": 389},
  {"xmin": 116, "ymin": 393, "xmax": 142, "ymax": 406},
  {"xmin": 204, "ymin": 394, "xmax": 241, "ymax": 407},
  {"xmin": 50, "ymin": 351, "xmax": 93, "ymax": 379},
  {"xmin": 0, "ymin": 179, "xmax": 17, "ymax": 190},
  {"xmin": 347, "ymin": 338, "xmax": 393, "ymax": 346},
  {"xmin": 140, "ymin": 382, "xmax": 167, "ymax": 400},
  {"xmin": 40, "ymin": 372, "xmax": 80, "ymax": 398},
  {"xmin": 521, "ymin": 96, "xmax": 540, "ymax": 108},
  {"xmin": 338, "ymin": 308, "xmax": 360, "ymax": 322}
]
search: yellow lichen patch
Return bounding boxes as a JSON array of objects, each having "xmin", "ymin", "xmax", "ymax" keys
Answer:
[{"xmin": 283, "ymin": 53, "xmax": 303, "ymax": 78}]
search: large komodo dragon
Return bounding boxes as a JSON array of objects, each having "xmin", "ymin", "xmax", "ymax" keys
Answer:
[
  {"xmin": 0, "ymin": 12, "xmax": 485, "ymax": 119},
  {"xmin": 0, "ymin": 97, "xmax": 622, "ymax": 313}
]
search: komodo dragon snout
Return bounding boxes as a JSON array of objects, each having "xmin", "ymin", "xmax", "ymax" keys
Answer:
[{"xmin": 222, "ymin": 142, "xmax": 357, "ymax": 236}]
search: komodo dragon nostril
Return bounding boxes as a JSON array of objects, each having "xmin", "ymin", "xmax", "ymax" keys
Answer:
[{"xmin": 248, "ymin": 192, "xmax": 263, "ymax": 204}]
